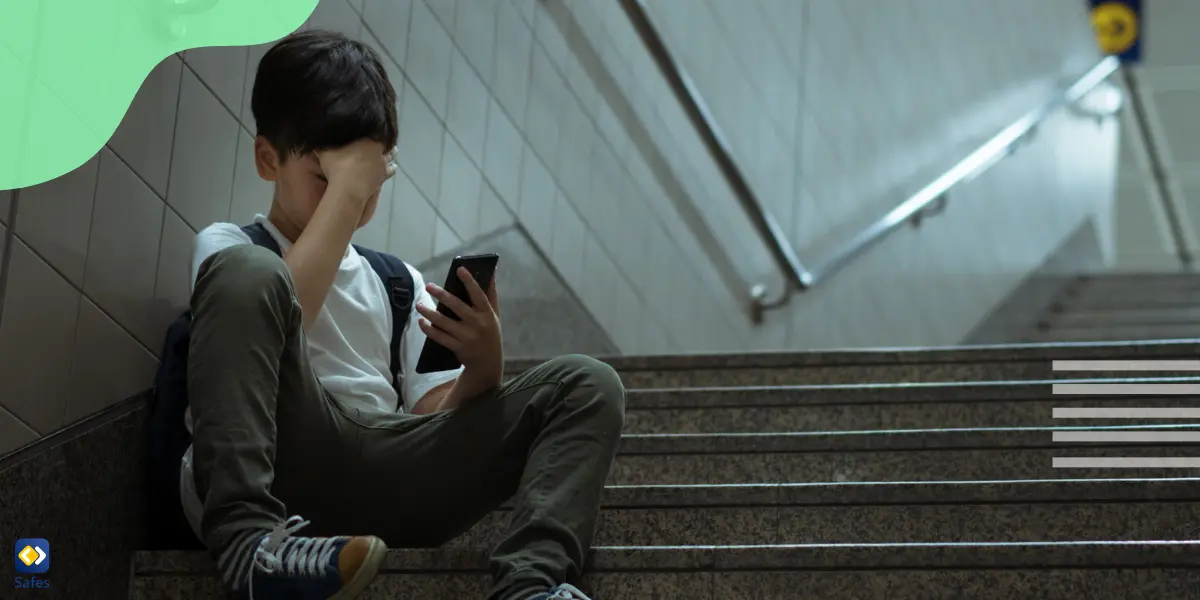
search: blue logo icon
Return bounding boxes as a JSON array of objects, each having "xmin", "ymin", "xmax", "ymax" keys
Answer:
[{"xmin": 15, "ymin": 539, "xmax": 49, "ymax": 574}]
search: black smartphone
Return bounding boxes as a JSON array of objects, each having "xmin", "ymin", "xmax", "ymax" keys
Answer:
[{"xmin": 415, "ymin": 253, "xmax": 500, "ymax": 374}]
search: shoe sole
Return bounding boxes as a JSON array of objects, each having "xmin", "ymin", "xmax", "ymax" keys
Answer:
[{"xmin": 329, "ymin": 537, "xmax": 388, "ymax": 600}]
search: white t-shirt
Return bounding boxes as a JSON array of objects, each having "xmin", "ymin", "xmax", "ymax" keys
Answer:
[{"xmin": 179, "ymin": 215, "xmax": 463, "ymax": 537}]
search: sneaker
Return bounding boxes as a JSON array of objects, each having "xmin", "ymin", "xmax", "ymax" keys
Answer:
[
  {"xmin": 528, "ymin": 583, "xmax": 591, "ymax": 600},
  {"xmin": 221, "ymin": 515, "xmax": 387, "ymax": 600}
]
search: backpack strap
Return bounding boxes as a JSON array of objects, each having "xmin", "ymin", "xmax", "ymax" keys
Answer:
[
  {"xmin": 353, "ymin": 245, "xmax": 415, "ymax": 395},
  {"xmin": 241, "ymin": 223, "xmax": 282, "ymax": 256}
]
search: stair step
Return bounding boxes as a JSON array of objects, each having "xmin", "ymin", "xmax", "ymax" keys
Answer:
[
  {"xmin": 1058, "ymin": 296, "xmax": 1200, "ymax": 312},
  {"xmin": 588, "ymin": 477, "xmax": 1200, "ymax": 506},
  {"xmin": 1068, "ymin": 276, "xmax": 1200, "ymax": 293},
  {"xmin": 616, "ymin": 424, "xmax": 1200, "ymax": 454},
  {"xmin": 505, "ymin": 341, "xmax": 1200, "ymax": 387},
  {"xmin": 467, "ymin": 501, "xmax": 1199, "ymax": 547},
  {"xmin": 610, "ymin": 445, "xmax": 1200, "ymax": 484},
  {"xmin": 444, "ymin": 479, "xmax": 1200, "ymax": 547},
  {"xmin": 626, "ymin": 377, "xmax": 1200, "ymax": 407},
  {"xmin": 1026, "ymin": 326, "xmax": 1200, "ymax": 343},
  {"xmin": 131, "ymin": 541, "xmax": 1200, "ymax": 600},
  {"xmin": 1047, "ymin": 306, "xmax": 1200, "ymax": 327},
  {"xmin": 624, "ymin": 380, "xmax": 1200, "ymax": 433},
  {"xmin": 1056, "ymin": 286, "xmax": 1200, "ymax": 311}
]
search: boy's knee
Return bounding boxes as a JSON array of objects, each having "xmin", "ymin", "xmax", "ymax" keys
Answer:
[
  {"xmin": 546, "ymin": 354, "xmax": 622, "ymax": 390},
  {"xmin": 544, "ymin": 354, "xmax": 625, "ymax": 421},
  {"xmin": 193, "ymin": 244, "xmax": 295, "ymax": 308}
]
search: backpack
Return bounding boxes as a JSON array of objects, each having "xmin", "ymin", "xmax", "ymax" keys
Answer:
[{"xmin": 144, "ymin": 223, "xmax": 414, "ymax": 549}]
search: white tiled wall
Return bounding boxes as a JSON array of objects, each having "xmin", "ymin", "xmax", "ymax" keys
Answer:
[{"xmin": 0, "ymin": 0, "xmax": 1115, "ymax": 451}]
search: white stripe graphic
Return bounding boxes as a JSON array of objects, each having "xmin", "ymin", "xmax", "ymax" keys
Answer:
[
  {"xmin": 1054, "ymin": 408, "xmax": 1200, "ymax": 419},
  {"xmin": 1054, "ymin": 457, "xmax": 1200, "ymax": 468},
  {"xmin": 1052, "ymin": 360, "xmax": 1200, "ymax": 372},
  {"xmin": 1052, "ymin": 361, "xmax": 1200, "ymax": 469},
  {"xmin": 1053, "ymin": 431, "xmax": 1200, "ymax": 443},
  {"xmin": 1052, "ymin": 383, "xmax": 1200, "ymax": 395}
]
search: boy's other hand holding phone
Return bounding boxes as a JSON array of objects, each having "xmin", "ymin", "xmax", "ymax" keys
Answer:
[{"xmin": 416, "ymin": 267, "xmax": 504, "ymax": 402}]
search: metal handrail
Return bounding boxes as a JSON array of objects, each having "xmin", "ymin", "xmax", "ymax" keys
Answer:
[
  {"xmin": 618, "ymin": 0, "xmax": 811, "ymax": 299},
  {"xmin": 621, "ymin": 0, "xmax": 1124, "ymax": 323},
  {"xmin": 754, "ymin": 56, "xmax": 1123, "ymax": 321},
  {"xmin": 792, "ymin": 56, "xmax": 1123, "ymax": 293},
  {"xmin": 1119, "ymin": 67, "xmax": 1195, "ymax": 269}
]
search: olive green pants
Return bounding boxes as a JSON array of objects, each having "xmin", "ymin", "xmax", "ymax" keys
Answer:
[{"xmin": 188, "ymin": 245, "xmax": 626, "ymax": 597}]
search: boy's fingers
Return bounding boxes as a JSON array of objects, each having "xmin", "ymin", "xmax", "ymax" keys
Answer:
[
  {"xmin": 427, "ymin": 282, "xmax": 474, "ymax": 320},
  {"xmin": 415, "ymin": 303, "xmax": 469, "ymax": 340},
  {"xmin": 457, "ymin": 267, "xmax": 491, "ymax": 315},
  {"xmin": 419, "ymin": 318, "xmax": 462, "ymax": 352}
]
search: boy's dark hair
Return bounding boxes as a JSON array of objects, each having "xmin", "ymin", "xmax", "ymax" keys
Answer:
[{"xmin": 251, "ymin": 29, "xmax": 398, "ymax": 159}]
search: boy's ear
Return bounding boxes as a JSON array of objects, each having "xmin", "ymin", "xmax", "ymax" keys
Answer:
[{"xmin": 253, "ymin": 136, "xmax": 281, "ymax": 182}]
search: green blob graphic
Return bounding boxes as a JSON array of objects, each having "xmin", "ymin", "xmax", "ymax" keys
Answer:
[{"xmin": 0, "ymin": 0, "xmax": 317, "ymax": 190}]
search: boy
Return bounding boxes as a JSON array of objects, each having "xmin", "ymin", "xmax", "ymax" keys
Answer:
[{"xmin": 180, "ymin": 30, "xmax": 625, "ymax": 600}]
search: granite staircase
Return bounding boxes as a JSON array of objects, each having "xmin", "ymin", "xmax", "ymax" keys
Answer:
[
  {"xmin": 1026, "ymin": 273, "xmax": 1200, "ymax": 343},
  {"xmin": 131, "ymin": 341, "xmax": 1200, "ymax": 598}
]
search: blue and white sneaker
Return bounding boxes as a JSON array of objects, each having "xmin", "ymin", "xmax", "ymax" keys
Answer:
[
  {"xmin": 528, "ymin": 583, "xmax": 591, "ymax": 600},
  {"xmin": 219, "ymin": 515, "xmax": 387, "ymax": 600}
]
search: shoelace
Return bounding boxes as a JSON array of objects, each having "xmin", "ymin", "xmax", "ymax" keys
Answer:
[
  {"xmin": 247, "ymin": 515, "xmax": 343, "ymax": 600},
  {"xmin": 547, "ymin": 583, "xmax": 588, "ymax": 599}
]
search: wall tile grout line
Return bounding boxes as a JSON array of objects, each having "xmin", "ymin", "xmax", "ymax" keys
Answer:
[
  {"xmin": 61, "ymin": 156, "xmax": 110, "ymax": 426},
  {"xmin": 12, "ymin": 192, "xmax": 161, "ymax": 362},
  {"xmin": 92, "ymin": 141, "xmax": 195, "ymax": 349},
  {"xmin": 784, "ymin": 0, "xmax": 813, "ymax": 348},
  {"xmin": 486, "ymin": 1, "xmax": 672, "ymax": 347},
  {"xmin": 405, "ymin": 0, "xmax": 452, "ymax": 243},
  {"xmin": 0, "ymin": 402, "xmax": 38, "ymax": 444},
  {"xmin": 0, "ymin": 189, "xmax": 18, "ymax": 329},
  {"xmin": 151, "ymin": 55, "xmax": 189, "ymax": 300},
  {"xmin": 543, "ymin": 1, "xmax": 695, "ymax": 351},
  {"xmin": 696, "ymin": 1, "xmax": 792, "ymax": 146},
  {"xmin": 357, "ymin": 1, "xmax": 533, "ymax": 249},
  {"xmin": 176, "ymin": 57, "xmax": 255, "ymax": 226},
  {"xmin": 180, "ymin": 54, "xmax": 246, "ymax": 132},
  {"xmin": 507, "ymin": 221, "xmax": 615, "ymax": 353},
  {"xmin": 364, "ymin": 1, "xmax": 493, "ymax": 249},
  {"xmin": 499, "ymin": 3, "xmax": 664, "ymax": 304},
  {"xmin": 0, "ymin": 390, "xmax": 146, "ymax": 469},
  {"xmin": 534, "ymin": 0, "xmax": 749, "ymax": 334}
]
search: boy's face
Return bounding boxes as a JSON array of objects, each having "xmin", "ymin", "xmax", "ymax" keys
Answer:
[{"xmin": 254, "ymin": 136, "xmax": 379, "ymax": 233}]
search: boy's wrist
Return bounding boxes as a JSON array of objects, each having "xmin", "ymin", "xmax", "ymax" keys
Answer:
[
  {"xmin": 302, "ymin": 182, "xmax": 370, "ymax": 242},
  {"xmin": 445, "ymin": 367, "xmax": 502, "ymax": 406}
]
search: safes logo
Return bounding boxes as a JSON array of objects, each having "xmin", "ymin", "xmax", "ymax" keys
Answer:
[
  {"xmin": 13, "ymin": 539, "xmax": 51, "ymax": 591},
  {"xmin": 14, "ymin": 539, "xmax": 48, "ymax": 574}
]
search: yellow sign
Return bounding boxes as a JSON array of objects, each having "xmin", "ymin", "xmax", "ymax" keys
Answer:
[{"xmin": 1091, "ymin": 2, "xmax": 1139, "ymax": 55}]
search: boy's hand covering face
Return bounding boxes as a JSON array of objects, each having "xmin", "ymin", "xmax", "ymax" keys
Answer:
[{"xmin": 315, "ymin": 141, "xmax": 398, "ymax": 206}]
